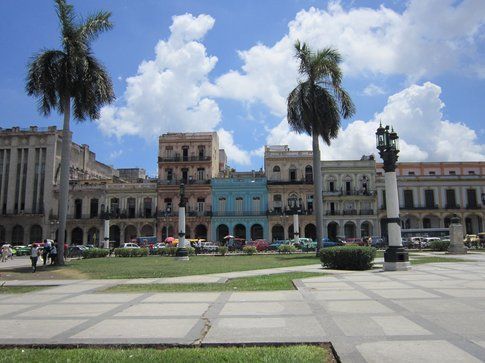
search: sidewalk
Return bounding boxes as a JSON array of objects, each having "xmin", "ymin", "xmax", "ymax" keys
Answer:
[{"xmin": 0, "ymin": 255, "xmax": 484, "ymax": 362}]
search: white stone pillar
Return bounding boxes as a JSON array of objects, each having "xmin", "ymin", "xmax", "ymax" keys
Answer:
[
  {"xmin": 103, "ymin": 219, "xmax": 109, "ymax": 249},
  {"xmin": 385, "ymin": 172, "xmax": 401, "ymax": 248},
  {"xmin": 176, "ymin": 204, "xmax": 189, "ymax": 260},
  {"xmin": 293, "ymin": 213, "xmax": 300, "ymax": 241}
]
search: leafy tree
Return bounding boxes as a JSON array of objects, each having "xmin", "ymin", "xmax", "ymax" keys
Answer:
[
  {"xmin": 26, "ymin": 0, "xmax": 115, "ymax": 265},
  {"xmin": 287, "ymin": 41, "xmax": 355, "ymax": 251}
]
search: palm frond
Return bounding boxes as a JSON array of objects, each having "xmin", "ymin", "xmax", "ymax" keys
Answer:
[
  {"xmin": 26, "ymin": 49, "xmax": 67, "ymax": 116},
  {"xmin": 55, "ymin": 0, "xmax": 76, "ymax": 50},
  {"xmin": 294, "ymin": 41, "xmax": 312, "ymax": 78},
  {"xmin": 79, "ymin": 11, "xmax": 113, "ymax": 43}
]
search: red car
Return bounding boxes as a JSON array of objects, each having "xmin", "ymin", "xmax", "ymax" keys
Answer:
[{"xmin": 246, "ymin": 239, "xmax": 269, "ymax": 251}]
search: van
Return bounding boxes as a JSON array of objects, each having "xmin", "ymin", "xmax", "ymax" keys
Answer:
[{"xmin": 122, "ymin": 243, "xmax": 140, "ymax": 249}]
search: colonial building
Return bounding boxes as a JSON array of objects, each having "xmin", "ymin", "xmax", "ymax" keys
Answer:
[
  {"xmin": 157, "ymin": 132, "xmax": 222, "ymax": 242},
  {"xmin": 0, "ymin": 126, "xmax": 117, "ymax": 244},
  {"xmin": 377, "ymin": 162, "xmax": 485, "ymax": 236},
  {"xmin": 211, "ymin": 171, "xmax": 268, "ymax": 242}
]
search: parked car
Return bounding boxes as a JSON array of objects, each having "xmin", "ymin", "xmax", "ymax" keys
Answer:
[
  {"xmin": 464, "ymin": 234, "xmax": 480, "ymax": 248},
  {"xmin": 122, "ymin": 243, "xmax": 140, "ymax": 249},
  {"xmin": 246, "ymin": 239, "xmax": 269, "ymax": 252},
  {"xmin": 345, "ymin": 238, "xmax": 364, "ymax": 246},
  {"xmin": 371, "ymin": 236, "xmax": 385, "ymax": 248},
  {"xmin": 268, "ymin": 240, "xmax": 289, "ymax": 251},
  {"xmin": 301, "ymin": 240, "xmax": 318, "ymax": 251},
  {"xmin": 14, "ymin": 245, "xmax": 31, "ymax": 256}
]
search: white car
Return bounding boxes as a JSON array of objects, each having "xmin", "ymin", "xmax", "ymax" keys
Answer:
[{"xmin": 122, "ymin": 243, "xmax": 140, "ymax": 249}]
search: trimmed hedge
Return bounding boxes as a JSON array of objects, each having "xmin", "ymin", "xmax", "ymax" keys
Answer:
[
  {"xmin": 158, "ymin": 246, "xmax": 195, "ymax": 256},
  {"xmin": 320, "ymin": 246, "xmax": 376, "ymax": 270},
  {"xmin": 217, "ymin": 246, "xmax": 228, "ymax": 256},
  {"xmin": 113, "ymin": 247, "xmax": 149, "ymax": 257},
  {"xmin": 277, "ymin": 244, "xmax": 297, "ymax": 254},
  {"xmin": 82, "ymin": 248, "xmax": 109, "ymax": 259},
  {"xmin": 242, "ymin": 246, "xmax": 257, "ymax": 255},
  {"xmin": 429, "ymin": 240, "xmax": 451, "ymax": 251}
]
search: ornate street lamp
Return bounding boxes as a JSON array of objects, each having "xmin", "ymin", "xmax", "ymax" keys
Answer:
[
  {"xmin": 176, "ymin": 183, "xmax": 189, "ymax": 260},
  {"xmin": 376, "ymin": 123, "xmax": 410, "ymax": 271}
]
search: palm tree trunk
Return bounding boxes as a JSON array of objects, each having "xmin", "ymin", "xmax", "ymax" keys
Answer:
[
  {"xmin": 56, "ymin": 96, "xmax": 71, "ymax": 265},
  {"xmin": 312, "ymin": 131, "xmax": 324, "ymax": 253}
]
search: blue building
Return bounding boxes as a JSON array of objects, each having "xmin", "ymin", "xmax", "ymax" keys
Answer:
[{"xmin": 211, "ymin": 173, "xmax": 268, "ymax": 242}]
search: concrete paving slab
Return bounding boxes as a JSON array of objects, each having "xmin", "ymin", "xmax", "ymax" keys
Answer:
[
  {"xmin": 204, "ymin": 317, "xmax": 326, "ymax": 343},
  {"xmin": 370, "ymin": 289, "xmax": 440, "ymax": 299},
  {"xmin": 357, "ymin": 340, "xmax": 482, "ymax": 363},
  {"xmin": 142, "ymin": 292, "xmax": 221, "ymax": 303},
  {"xmin": 0, "ymin": 319, "xmax": 85, "ymax": 339},
  {"xmin": 409, "ymin": 280, "xmax": 469, "ymax": 288},
  {"xmin": 37, "ymin": 284, "xmax": 102, "ymax": 294},
  {"xmin": 228, "ymin": 291, "xmax": 303, "ymax": 302},
  {"xmin": 115, "ymin": 303, "xmax": 210, "ymax": 317},
  {"xmin": 333, "ymin": 315, "xmax": 384, "ymax": 337},
  {"xmin": 19, "ymin": 303, "xmax": 119, "ymax": 318},
  {"xmin": 310, "ymin": 290, "xmax": 371, "ymax": 300},
  {"xmin": 422, "ymin": 313, "xmax": 485, "ymax": 336},
  {"xmin": 219, "ymin": 301, "xmax": 312, "ymax": 316},
  {"xmin": 371, "ymin": 316, "xmax": 432, "ymax": 336},
  {"xmin": 0, "ymin": 304, "xmax": 34, "ymax": 316},
  {"xmin": 390, "ymin": 274, "xmax": 451, "ymax": 281},
  {"xmin": 437, "ymin": 289, "xmax": 485, "ymax": 298},
  {"xmin": 62, "ymin": 293, "xmax": 144, "ymax": 304},
  {"xmin": 392, "ymin": 299, "xmax": 481, "ymax": 313},
  {"xmin": 302, "ymin": 282, "xmax": 354, "ymax": 290},
  {"xmin": 1, "ymin": 294, "xmax": 66, "ymax": 304},
  {"xmin": 354, "ymin": 281, "xmax": 413, "ymax": 289},
  {"xmin": 72, "ymin": 318, "xmax": 200, "ymax": 339},
  {"xmin": 341, "ymin": 275, "xmax": 391, "ymax": 282},
  {"xmin": 322, "ymin": 300, "xmax": 394, "ymax": 314}
]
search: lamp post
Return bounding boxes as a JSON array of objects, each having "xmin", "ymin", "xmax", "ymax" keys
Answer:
[
  {"xmin": 176, "ymin": 183, "xmax": 189, "ymax": 261},
  {"xmin": 376, "ymin": 124, "xmax": 410, "ymax": 271}
]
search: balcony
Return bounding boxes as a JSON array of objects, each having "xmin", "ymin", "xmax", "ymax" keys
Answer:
[
  {"xmin": 323, "ymin": 190, "xmax": 376, "ymax": 197},
  {"xmin": 466, "ymin": 204, "xmax": 482, "ymax": 209},
  {"xmin": 359, "ymin": 209, "xmax": 375, "ymax": 215},
  {"xmin": 158, "ymin": 156, "xmax": 211, "ymax": 163},
  {"xmin": 158, "ymin": 178, "xmax": 210, "ymax": 185},
  {"xmin": 402, "ymin": 205, "xmax": 439, "ymax": 210},
  {"xmin": 343, "ymin": 209, "xmax": 358, "ymax": 215},
  {"xmin": 445, "ymin": 204, "xmax": 460, "ymax": 209},
  {"xmin": 212, "ymin": 211, "xmax": 267, "ymax": 217},
  {"xmin": 325, "ymin": 211, "xmax": 341, "ymax": 216},
  {"xmin": 267, "ymin": 178, "xmax": 313, "ymax": 185}
]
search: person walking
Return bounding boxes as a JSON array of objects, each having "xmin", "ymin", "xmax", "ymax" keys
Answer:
[
  {"xmin": 1, "ymin": 244, "xmax": 8, "ymax": 262},
  {"xmin": 30, "ymin": 243, "xmax": 40, "ymax": 272},
  {"xmin": 49, "ymin": 243, "xmax": 58, "ymax": 265},
  {"xmin": 42, "ymin": 239, "xmax": 51, "ymax": 266}
]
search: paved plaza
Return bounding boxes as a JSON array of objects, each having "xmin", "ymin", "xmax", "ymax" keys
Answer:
[{"xmin": 1, "ymin": 254, "xmax": 485, "ymax": 362}]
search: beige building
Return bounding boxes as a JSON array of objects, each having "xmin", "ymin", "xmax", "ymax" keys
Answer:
[
  {"xmin": 157, "ymin": 132, "xmax": 222, "ymax": 242},
  {"xmin": 377, "ymin": 161, "xmax": 485, "ymax": 236},
  {"xmin": 0, "ymin": 126, "xmax": 117, "ymax": 244}
]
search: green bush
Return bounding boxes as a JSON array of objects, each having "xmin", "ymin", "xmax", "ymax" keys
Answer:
[
  {"xmin": 217, "ymin": 246, "xmax": 228, "ymax": 256},
  {"xmin": 186, "ymin": 247, "xmax": 195, "ymax": 256},
  {"xmin": 277, "ymin": 244, "xmax": 297, "ymax": 254},
  {"xmin": 114, "ymin": 248, "xmax": 149, "ymax": 257},
  {"xmin": 242, "ymin": 246, "xmax": 257, "ymax": 255},
  {"xmin": 320, "ymin": 246, "xmax": 376, "ymax": 270},
  {"xmin": 82, "ymin": 248, "xmax": 109, "ymax": 259},
  {"xmin": 158, "ymin": 246, "xmax": 195, "ymax": 256},
  {"xmin": 429, "ymin": 240, "xmax": 451, "ymax": 251}
]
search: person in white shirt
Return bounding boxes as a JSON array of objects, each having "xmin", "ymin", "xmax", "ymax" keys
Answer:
[{"xmin": 30, "ymin": 244, "xmax": 40, "ymax": 272}]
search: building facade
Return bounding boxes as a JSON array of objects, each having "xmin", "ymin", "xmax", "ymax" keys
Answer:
[
  {"xmin": 0, "ymin": 126, "xmax": 117, "ymax": 244},
  {"xmin": 211, "ymin": 172, "xmax": 268, "ymax": 242},
  {"xmin": 377, "ymin": 162, "xmax": 485, "ymax": 236},
  {"xmin": 156, "ymin": 132, "xmax": 221, "ymax": 242}
]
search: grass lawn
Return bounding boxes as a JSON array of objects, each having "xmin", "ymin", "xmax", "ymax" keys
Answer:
[
  {"xmin": 0, "ymin": 286, "xmax": 47, "ymax": 294},
  {"xmin": 0, "ymin": 346, "xmax": 331, "ymax": 363},
  {"xmin": 104, "ymin": 271, "xmax": 324, "ymax": 293},
  {"xmin": 64, "ymin": 254, "xmax": 321, "ymax": 279}
]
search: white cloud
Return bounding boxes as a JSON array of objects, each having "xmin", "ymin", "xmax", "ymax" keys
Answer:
[
  {"xmin": 363, "ymin": 84, "xmax": 386, "ymax": 96},
  {"xmin": 97, "ymin": 14, "xmax": 221, "ymax": 139},
  {"xmin": 217, "ymin": 128, "xmax": 251, "ymax": 166},
  {"xmin": 265, "ymin": 82, "xmax": 484, "ymax": 162},
  {"xmin": 213, "ymin": 0, "xmax": 485, "ymax": 115},
  {"xmin": 109, "ymin": 149, "xmax": 123, "ymax": 160}
]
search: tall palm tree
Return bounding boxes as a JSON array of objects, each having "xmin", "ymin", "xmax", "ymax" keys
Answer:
[
  {"xmin": 26, "ymin": 0, "xmax": 115, "ymax": 265},
  {"xmin": 287, "ymin": 41, "xmax": 355, "ymax": 252}
]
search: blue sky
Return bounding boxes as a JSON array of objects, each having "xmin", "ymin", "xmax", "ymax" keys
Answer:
[{"xmin": 1, "ymin": 0, "xmax": 484, "ymax": 176}]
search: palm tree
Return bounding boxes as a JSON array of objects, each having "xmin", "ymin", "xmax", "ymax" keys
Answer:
[
  {"xmin": 287, "ymin": 41, "xmax": 355, "ymax": 252},
  {"xmin": 26, "ymin": 0, "xmax": 115, "ymax": 265}
]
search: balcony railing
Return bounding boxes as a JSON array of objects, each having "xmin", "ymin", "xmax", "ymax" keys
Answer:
[
  {"xmin": 158, "ymin": 179, "xmax": 210, "ymax": 185},
  {"xmin": 359, "ymin": 209, "xmax": 375, "ymax": 215},
  {"xmin": 323, "ymin": 190, "xmax": 376, "ymax": 197},
  {"xmin": 158, "ymin": 156, "xmax": 211, "ymax": 162},
  {"xmin": 402, "ymin": 205, "xmax": 439, "ymax": 210},
  {"xmin": 445, "ymin": 204, "xmax": 460, "ymax": 209},
  {"xmin": 212, "ymin": 211, "xmax": 267, "ymax": 217},
  {"xmin": 267, "ymin": 178, "xmax": 313, "ymax": 185},
  {"xmin": 343, "ymin": 209, "xmax": 358, "ymax": 215},
  {"xmin": 466, "ymin": 204, "xmax": 482, "ymax": 209},
  {"xmin": 325, "ymin": 211, "xmax": 341, "ymax": 216}
]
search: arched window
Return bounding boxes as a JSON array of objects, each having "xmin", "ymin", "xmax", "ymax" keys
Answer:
[
  {"xmin": 272, "ymin": 165, "xmax": 281, "ymax": 180},
  {"xmin": 289, "ymin": 166, "xmax": 297, "ymax": 181}
]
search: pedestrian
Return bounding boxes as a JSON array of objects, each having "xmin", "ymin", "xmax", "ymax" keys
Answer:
[
  {"xmin": 49, "ymin": 243, "xmax": 58, "ymax": 265},
  {"xmin": 42, "ymin": 239, "xmax": 51, "ymax": 266},
  {"xmin": 7, "ymin": 245, "xmax": 13, "ymax": 260},
  {"xmin": 1, "ymin": 244, "xmax": 9, "ymax": 262},
  {"xmin": 30, "ymin": 243, "xmax": 40, "ymax": 272}
]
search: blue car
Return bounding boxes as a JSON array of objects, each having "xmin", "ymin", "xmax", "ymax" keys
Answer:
[{"xmin": 322, "ymin": 238, "xmax": 338, "ymax": 248}]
